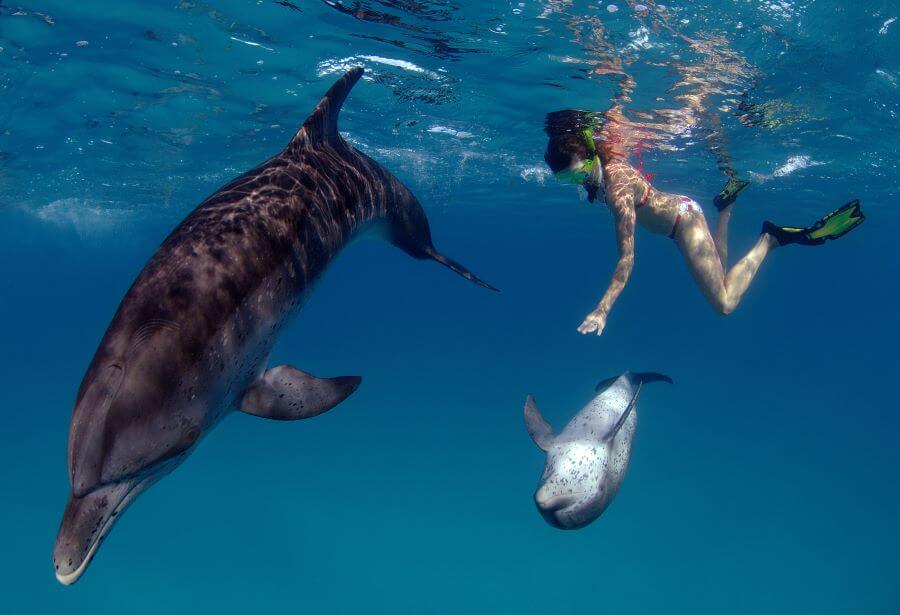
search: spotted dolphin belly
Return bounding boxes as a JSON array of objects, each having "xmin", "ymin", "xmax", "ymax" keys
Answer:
[{"xmin": 193, "ymin": 243, "xmax": 327, "ymax": 426}]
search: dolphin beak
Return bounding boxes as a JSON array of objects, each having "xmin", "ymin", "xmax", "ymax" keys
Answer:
[
  {"xmin": 534, "ymin": 487, "xmax": 577, "ymax": 530},
  {"xmin": 426, "ymin": 247, "xmax": 499, "ymax": 292},
  {"xmin": 53, "ymin": 478, "xmax": 147, "ymax": 585}
]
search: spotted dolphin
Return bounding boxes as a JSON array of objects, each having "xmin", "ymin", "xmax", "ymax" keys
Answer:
[
  {"xmin": 53, "ymin": 67, "xmax": 495, "ymax": 585},
  {"xmin": 525, "ymin": 371, "xmax": 671, "ymax": 529}
]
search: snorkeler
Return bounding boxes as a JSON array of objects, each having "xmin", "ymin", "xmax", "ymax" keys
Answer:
[{"xmin": 545, "ymin": 109, "xmax": 865, "ymax": 335}]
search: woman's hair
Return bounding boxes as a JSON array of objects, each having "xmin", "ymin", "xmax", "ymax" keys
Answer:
[
  {"xmin": 543, "ymin": 110, "xmax": 603, "ymax": 172},
  {"xmin": 544, "ymin": 132, "xmax": 591, "ymax": 173}
]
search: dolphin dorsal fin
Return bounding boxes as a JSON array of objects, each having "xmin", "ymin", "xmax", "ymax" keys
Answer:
[{"xmin": 289, "ymin": 67, "xmax": 364, "ymax": 150}]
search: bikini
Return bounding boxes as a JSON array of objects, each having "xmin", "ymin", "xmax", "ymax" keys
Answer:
[{"xmin": 634, "ymin": 185, "xmax": 702, "ymax": 239}]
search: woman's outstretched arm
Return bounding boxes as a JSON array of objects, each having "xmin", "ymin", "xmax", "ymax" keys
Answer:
[{"xmin": 578, "ymin": 195, "xmax": 635, "ymax": 336}]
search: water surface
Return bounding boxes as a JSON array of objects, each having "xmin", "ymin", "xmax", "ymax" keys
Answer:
[{"xmin": 1, "ymin": 1, "xmax": 898, "ymax": 613}]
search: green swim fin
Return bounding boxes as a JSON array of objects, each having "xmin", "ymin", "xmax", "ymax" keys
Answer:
[
  {"xmin": 713, "ymin": 175, "xmax": 750, "ymax": 211},
  {"xmin": 762, "ymin": 199, "xmax": 865, "ymax": 246}
]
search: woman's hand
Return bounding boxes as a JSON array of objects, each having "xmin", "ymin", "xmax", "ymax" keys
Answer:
[{"xmin": 577, "ymin": 310, "xmax": 608, "ymax": 336}]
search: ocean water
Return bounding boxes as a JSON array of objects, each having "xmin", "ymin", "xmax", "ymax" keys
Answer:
[{"xmin": 1, "ymin": 1, "xmax": 898, "ymax": 612}]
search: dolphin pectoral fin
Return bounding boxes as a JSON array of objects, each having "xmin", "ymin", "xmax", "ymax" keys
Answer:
[
  {"xmin": 239, "ymin": 365, "xmax": 362, "ymax": 421},
  {"xmin": 524, "ymin": 395, "xmax": 555, "ymax": 451}
]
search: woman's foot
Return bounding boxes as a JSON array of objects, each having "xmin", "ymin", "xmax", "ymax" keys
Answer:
[{"xmin": 714, "ymin": 176, "xmax": 750, "ymax": 211}]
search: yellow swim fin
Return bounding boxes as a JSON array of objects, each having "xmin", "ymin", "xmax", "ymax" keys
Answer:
[{"xmin": 762, "ymin": 200, "xmax": 865, "ymax": 246}]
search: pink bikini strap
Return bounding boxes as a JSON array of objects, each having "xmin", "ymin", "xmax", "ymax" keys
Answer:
[
  {"xmin": 636, "ymin": 186, "xmax": 651, "ymax": 209},
  {"xmin": 669, "ymin": 213, "xmax": 682, "ymax": 239}
]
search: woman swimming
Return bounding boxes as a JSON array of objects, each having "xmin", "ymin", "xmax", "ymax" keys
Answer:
[{"xmin": 545, "ymin": 109, "xmax": 865, "ymax": 336}]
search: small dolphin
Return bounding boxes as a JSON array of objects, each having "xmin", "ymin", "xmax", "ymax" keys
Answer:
[
  {"xmin": 53, "ymin": 68, "xmax": 495, "ymax": 585},
  {"xmin": 524, "ymin": 371, "xmax": 672, "ymax": 529}
]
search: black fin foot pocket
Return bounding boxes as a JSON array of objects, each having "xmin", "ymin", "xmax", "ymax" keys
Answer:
[{"xmin": 714, "ymin": 176, "xmax": 750, "ymax": 211}]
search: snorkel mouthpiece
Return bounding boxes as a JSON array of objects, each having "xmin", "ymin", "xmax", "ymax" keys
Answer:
[
  {"xmin": 553, "ymin": 159, "xmax": 592, "ymax": 185},
  {"xmin": 551, "ymin": 128, "xmax": 604, "ymax": 202},
  {"xmin": 585, "ymin": 154, "xmax": 604, "ymax": 202}
]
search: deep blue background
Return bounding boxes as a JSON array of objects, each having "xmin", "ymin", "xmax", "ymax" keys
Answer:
[{"xmin": 1, "ymin": 1, "xmax": 897, "ymax": 612}]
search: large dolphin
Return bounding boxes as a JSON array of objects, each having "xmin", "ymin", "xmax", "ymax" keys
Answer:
[
  {"xmin": 53, "ymin": 67, "xmax": 495, "ymax": 585},
  {"xmin": 524, "ymin": 371, "xmax": 671, "ymax": 529}
]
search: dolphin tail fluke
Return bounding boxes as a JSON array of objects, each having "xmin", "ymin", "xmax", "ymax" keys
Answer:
[
  {"xmin": 426, "ymin": 247, "xmax": 499, "ymax": 292},
  {"xmin": 289, "ymin": 67, "xmax": 365, "ymax": 149},
  {"xmin": 595, "ymin": 371, "xmax": 673, "ymax": 393},
  {"xmin": 239, "ymin": 365, "xmax": 361, "ymax": 421},
  {"xmin": 632, "ymin": 372, "xmax": 674, "ymax": 386}
]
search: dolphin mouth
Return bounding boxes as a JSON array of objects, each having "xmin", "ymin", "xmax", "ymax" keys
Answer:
[
  {"xmin": 540, "ymin": 504, "xmax": 577, "ymax": 530},
  {"xmin": 535, "ymin": 490, "xmax": 592, "ymax": 530},
  {"xmin": 543, "ymin": 504, "xmax": 594, "ymax": 530},
  {"xmin": 53, "ymin": 476, "xmax": 152, "ymax": 585}
]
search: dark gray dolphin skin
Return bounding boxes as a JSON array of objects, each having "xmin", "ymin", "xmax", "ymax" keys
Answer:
[{"xmin": 53, "ymin": 67, "xmax": 495, "ymax": 585}]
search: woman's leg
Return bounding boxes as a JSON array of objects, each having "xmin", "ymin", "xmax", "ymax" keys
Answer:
[
  {"xmin": 712, "ymin": 170, "xmax": 750, "ymax": 267},
  {"xmin": 714, "ymin": 203, "xmax": 733, "ymax": 266},
  {"xmin": 676, "ymin": 213, "xmax": 778, "ymax": 315}
]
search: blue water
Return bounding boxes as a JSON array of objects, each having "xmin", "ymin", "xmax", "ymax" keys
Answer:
[{"xmin": 1, "ymin": 1, "xmax": 898, "ymax": 612}]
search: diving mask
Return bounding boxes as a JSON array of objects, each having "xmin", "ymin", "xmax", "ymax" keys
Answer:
[
  {"xmin": 552, "ymin": 129, "xmax": 605, "ymax": 201},
  {"xmin": 553, "ymin": 155, "xmax": 597, "ymax": 185}
]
